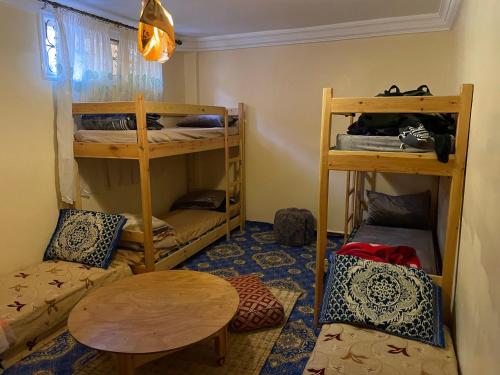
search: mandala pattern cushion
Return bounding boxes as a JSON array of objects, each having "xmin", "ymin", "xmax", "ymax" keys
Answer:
[
  {"xmin": 227, "ymin": 275, "xmax": 285, "ymax": 332},
  {"xmin": 320, "ymin": 254, "xmax": 444, "ymax": 347},
  {"xmin": 44, "ymin": 209, "xmax": 127, "ymax": 269}
]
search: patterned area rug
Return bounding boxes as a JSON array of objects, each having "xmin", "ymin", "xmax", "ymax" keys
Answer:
[{"xmin": 4, "ymin": 221, "xmax": 342, "ymax": 375}]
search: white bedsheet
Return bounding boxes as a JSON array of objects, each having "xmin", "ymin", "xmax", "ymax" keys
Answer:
[{"xmin": 75, "ymin": 126, "xmax": 239, "ymax": 144}]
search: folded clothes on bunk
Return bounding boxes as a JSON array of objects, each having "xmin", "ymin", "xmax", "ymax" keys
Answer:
[
  {"xmin": 119, "ymin": 213, "xmax": 177, "ymax": 252},
  {"xmin": 336, "ymin": 242, "xmax": 422, "ymax": 269},
  {"xmin": 79, "ymin": 113, "xmax": 163, "ymax": 130},
  {"xmin": 122, "ymin": 213, "xmax": 175, "ymax": 235}
]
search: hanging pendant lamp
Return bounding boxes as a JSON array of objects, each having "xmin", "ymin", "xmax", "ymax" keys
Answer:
[{"xmin": 138, "ymin": 0, "xmax": 176, "ymax": 63}]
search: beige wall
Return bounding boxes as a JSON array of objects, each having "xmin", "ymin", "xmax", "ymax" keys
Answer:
[
  {"xmin": 0, "ymin": 3, "xmax": 59, "ymax": 275},
  {"xmin": 451, "ymin": 0, "xmax": 500, "ymax": 373},
  {"xmin": 190, "ymin": 32, "xmax": 458, "ymax": 231}
]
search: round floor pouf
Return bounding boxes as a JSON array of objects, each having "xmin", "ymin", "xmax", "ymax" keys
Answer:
[{"xmin": 274, "ymin": 208, "xmax": 315, "ymax": 246}]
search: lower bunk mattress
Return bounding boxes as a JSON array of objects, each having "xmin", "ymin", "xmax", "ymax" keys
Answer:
[
  {"xmin": 0, "ymin": 260, "xmax": 132, "ymax": 368},
  {"xmin": 304, "ymin": 323, "xmax": 458, "ymax": 375},
  {"xmin": 349, "ymin": 224, "xmax": 439, "ymax": 275},
  {"xmin": 114, "ymin": 209, "xmax": 231, "ymax": 267},
  {"xmin": 74, "ymin": 126, "xmax": 239, "ymax": 144}
]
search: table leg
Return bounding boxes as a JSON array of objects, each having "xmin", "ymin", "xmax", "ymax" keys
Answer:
[
  {"xmin": 114, "ymin": 353, "xmax": 135, "ymax": 375},
  {"xmin": 214, "ymin": 325, "xmax": 228, "ymax": 366}
]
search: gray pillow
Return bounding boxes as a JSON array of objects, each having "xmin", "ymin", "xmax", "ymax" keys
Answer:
[
  {"xmin": 176, "ymin": 115, "xmax": 237, "ymax": 128},
  {"xmin": 366, "ymin": 191, "xmax": 430, "ymax": 229},
  {"xmin": 172, "ymin": 190, "xmax": 226, "ymax": 210}
]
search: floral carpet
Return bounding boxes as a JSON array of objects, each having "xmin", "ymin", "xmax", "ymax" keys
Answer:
[{"xmin": 4, "ymin": 221, "xmax": 342, "ymax": 375}]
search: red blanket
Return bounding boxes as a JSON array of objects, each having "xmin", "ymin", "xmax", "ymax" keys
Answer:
[{"xmin": 337, "ymin": 242, "xmax": 422, "ymax": 269}]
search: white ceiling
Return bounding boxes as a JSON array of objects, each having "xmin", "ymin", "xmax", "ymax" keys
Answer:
[{"xmin": 57, "ymin": 0, "xmax": 442, "ymax": 38}]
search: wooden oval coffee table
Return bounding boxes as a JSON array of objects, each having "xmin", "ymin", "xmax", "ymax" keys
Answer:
[{"xmin": 68, "ymin": 270, "xmax": 239, "ymax": 375}]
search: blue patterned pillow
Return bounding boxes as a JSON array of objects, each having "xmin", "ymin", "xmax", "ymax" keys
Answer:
[
  {"xmin": 319, "ymin": 254, "xmax": 444, "ymax": 347},
  {"xmin": 44, "ymin": 209, "xmax": 126, "ymax": 269}
]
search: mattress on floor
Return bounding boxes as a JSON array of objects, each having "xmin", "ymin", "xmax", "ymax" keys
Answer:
[
  {"xmin": 0, "ymin": 260, "xmax": 132, "ymax": 368},
  {"xmin": 304, "ymin": 323, "xmax": 458, "ymax": 375},
  {"xmin": 334, "ymin": 134, "xmax": 433, "ymax": 153},
  {"xmin": 349, "ymin": 223, "xmax": 439, "ymax": 275},
  {"xmin": 74, "ymin": 126, "xmax": 239, "ymax": 144}
]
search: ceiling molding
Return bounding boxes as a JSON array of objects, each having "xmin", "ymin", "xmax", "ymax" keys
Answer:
[
  {"xmin": 179, "ymin": 0, "xmax": 462, "ymax": 52},
  {"xmin": 1, "ymin": 0, "xmax": 462, "ymax": 52}
]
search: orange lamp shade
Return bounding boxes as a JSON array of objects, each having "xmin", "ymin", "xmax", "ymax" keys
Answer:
[{"xmin": 138, "ymin": 0, "xmax": 175, "ymax": 63}]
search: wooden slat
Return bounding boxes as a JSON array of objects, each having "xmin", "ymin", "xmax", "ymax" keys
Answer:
[
  {"xmin": 328, "ymin": 150, "xmax": 456, "ymax": 176},
  {"xmin": 135, "ymin": 94, "xmax": 155, "ymax": 272},
  {"xmin": 120, "ymin": 230, "xmax": 144, "ymax": 243},
  {"xmin": 238, "ymin": 103, "xmax": 247, "ymax": 231},
  {"xmin": 343, "ymin": 171, "xmax": 351, "ymax": 243},
  {"xmin": 148, "ymin": 136, "xmax": 240, "ymax": 159},
  {"xmin": 229, "ymin": 180, "xmax": 241, "ymax": 189},
  {"xmin": 74, "ymin": 143, "xmax": 140, "ymax": 159},
  {"xmin": 229, "ymin": 156, "xmax": 241, "ymax": 164},
  {"xmin": 144, "ymin": 101, "xmax": 226, "ymax": 116},
  {"xmin": 224, "ymin": 110, "xmax": 231, "ymax": 240},
  {"xmin": 314, "ymin": 88, "xmax": 333, "ymax": 326},
  {"xmin": 73, "ymin": 102, "xmax": 135, "ymax": 115},
  {"xmin": 430, "ymin": 274, "xmax": 442, "ymax": 286},
  {"xmin": 146, "ymin": 216, "xmax": 241, "ymax": 273},
  {"xmin": 331, "ymin": 96, "xmax": 461, "ymax": 114},
  {"xmin": 441, "ymin": 86, "xmax": 474, "ymax": 324}
]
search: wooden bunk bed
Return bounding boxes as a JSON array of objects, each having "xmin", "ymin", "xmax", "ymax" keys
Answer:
[
  {"xmin": 72, "ymin": 94, "xmax": 246, "ymax": 273},
  {"xmin": 314, "ymin": 84, "xmax": 473, "ymax": 327}
]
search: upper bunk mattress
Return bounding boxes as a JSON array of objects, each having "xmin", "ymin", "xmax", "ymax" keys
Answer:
[
  {"xmin": 334, "ymin": 134, "xmax": 433, "ymax": 153},
  {"xmin": 74, "ymin": 126, "xmax": 239, "ymax": 144},
  {"xmin": 349, "ymin": 223, "xmax": 439, "ymax": 275}
]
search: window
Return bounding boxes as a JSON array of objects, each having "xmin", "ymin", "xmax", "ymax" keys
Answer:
[
  {"xmin": 40, "ymin": 12, "xmax": 58, "ymax": 79},
  {"xmin": 39, "ymin": 13, "xmax": 120, "ymax": 79}
]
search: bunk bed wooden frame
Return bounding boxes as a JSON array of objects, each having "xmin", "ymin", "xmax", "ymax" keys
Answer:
[
  {"xmin": 314, "ymin": 84, "xmax": 473, "ymax": 326},
  {"xmin": 72, "ymin": 94, "xmax": 246, "ymax": 273}
]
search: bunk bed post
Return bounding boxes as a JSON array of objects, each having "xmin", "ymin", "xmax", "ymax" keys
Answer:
[
  {"xmin": 343, "ymin": 171, "xmax": 351, "ymax": 243},
  {"xmin": 73, "ymin": 160, "xmax": 82, "ymax": 210},
  {"xmin": 314, "ymin": 88, "xmax": 333, "ymax": 326},
  {"xmin": 135, "ymin": 93, "xmax": 155, "ymax": 272},
  {"xmin": 441, "ymin": 84, "xmax": 473, "ymax": 323},
  {"xmin": 224, "ymin": 109, "xmax": 231, "ymax": 240},
  {"xmin": 238, "ymin": 103, "xmax": 246, "ymax": 231}
]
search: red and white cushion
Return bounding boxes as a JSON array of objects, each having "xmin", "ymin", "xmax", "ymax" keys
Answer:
[{"xmin": 227, "ymin": 275, "xmax": 285, "ymax": 332}]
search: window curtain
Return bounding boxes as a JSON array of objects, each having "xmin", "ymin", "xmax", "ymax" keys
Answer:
[
  {"xmin": 54, "ymin": 9, "xmax": 163, "ymax": 204},
  {"xmin": 114, "ymin": 28, "xmax": 164, "ymax": 101}
]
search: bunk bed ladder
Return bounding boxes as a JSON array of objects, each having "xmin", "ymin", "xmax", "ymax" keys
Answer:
[{"xmin": 225, "ymin": 104, "xmax": 246, "ymax": 238}]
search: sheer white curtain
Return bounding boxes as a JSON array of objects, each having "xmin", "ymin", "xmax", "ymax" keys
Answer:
[
  {"xmin": 55, "ymin": 8, "xmax": 113, "ymax": 204},
  {"xmin": 115, "ymin": 28, "xmax": 164, "ymax": 101},
  {"xmin": 54, "ymin": 10, "xmax": 164, "ymax": 204}
]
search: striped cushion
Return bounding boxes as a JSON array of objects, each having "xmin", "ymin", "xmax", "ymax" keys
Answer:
[{"xmin": 227, "ymin": 275, "xmax": 285, "ymax": 332}]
